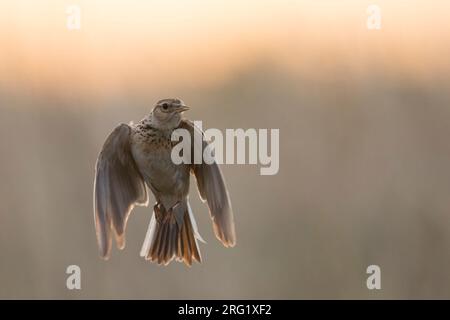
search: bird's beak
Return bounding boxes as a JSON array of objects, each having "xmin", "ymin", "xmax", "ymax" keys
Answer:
[{"xmin": 175, "ymin": 105, "xmax": 190, "ymax": 113}]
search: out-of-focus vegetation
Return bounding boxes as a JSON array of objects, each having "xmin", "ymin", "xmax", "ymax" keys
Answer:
[
  {"xmin": 1, "ymin": 0, "xmax": 450, "ymax": 299},
  {"xmin": 1, "ymin": 62, "xmax": 450, "ymax": 298}
]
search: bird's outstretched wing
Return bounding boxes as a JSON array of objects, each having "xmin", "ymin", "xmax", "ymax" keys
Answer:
[
  {"xmin": 179, "ymin": 120, "xmax": 236, "ymax": 247},
  {"xmin": 94, "ymin": 123, "xmax": 148, "ymax": 258}
]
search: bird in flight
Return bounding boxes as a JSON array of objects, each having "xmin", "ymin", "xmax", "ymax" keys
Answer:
[{"xmin": 93, "ymin": 98, "xmax": 236, "ymax": 266}]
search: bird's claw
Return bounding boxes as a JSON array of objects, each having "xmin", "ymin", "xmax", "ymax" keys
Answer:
[
  {"xmin": 154, "ymin": 202, "xmax": 163, "ymax": 223},
  {"xmin": 154, "ymin": 202, "xmax": 177, "ymax": 225}
]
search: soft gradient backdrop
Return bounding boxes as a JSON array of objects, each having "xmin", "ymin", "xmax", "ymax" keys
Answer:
[{"xmin": 0, "ymin": 0, "xmax": 450, "ymax": 299}]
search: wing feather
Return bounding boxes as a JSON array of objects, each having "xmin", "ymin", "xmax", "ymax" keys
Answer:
[
  {"xmin": 93, "ymin": 123, "xmax": 148, "ymax": 258},
  {"xmin": 179, "ymin": 120, "xmax": 236, "ymax": 247}
]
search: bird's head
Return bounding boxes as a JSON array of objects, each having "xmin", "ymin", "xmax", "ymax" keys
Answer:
[{"xmin": 151, "ymin": 98, "xmax": 189, "ymax": 130}]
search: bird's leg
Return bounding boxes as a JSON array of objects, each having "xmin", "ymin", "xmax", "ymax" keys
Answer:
[
  {"xmin": 169, "ymin": 202, "xmax": 180, "ymax": 211},
  {"xmin": 154, "ymin": 202, "xmax": 163, "ymax": 223},
  {"xmin": 164, "ymin": 202, "xmax": 180, "ymax": 225},
  {"xmin": 154, "ymin": 201, "xmax": 178, "ymax": 225}
]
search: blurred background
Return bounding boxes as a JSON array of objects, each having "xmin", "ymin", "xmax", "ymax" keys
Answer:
[{"xmin": 1, "ymin": 0, "xmax": 450, "ymax": 299}]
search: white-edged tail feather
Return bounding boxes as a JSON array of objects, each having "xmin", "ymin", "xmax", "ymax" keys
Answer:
[
  {"xmin": 187, "ymin": 202, "xmax": 206, "ymax": 244},
  {"xmin": 140, "ymin": 201, "xmax": 204, "ymax": 266},
  {"xmin": 140, "ymin": 213, "xmax": 156, "ymax": 257}
]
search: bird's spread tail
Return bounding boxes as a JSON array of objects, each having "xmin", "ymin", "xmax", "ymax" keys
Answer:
[{"xmin": 140, "ymin": 202, "xmax": 203, "ymax": 266}]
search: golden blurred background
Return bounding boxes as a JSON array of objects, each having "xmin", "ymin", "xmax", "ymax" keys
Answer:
[{"xmin": 0, "ymin": 0, "xmax": 450, "ymax": 298}]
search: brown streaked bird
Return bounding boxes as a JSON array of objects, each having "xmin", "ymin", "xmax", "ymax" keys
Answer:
[{"xmin": 93, "ymin": 98, "xmax": 236, "ymax": 266}]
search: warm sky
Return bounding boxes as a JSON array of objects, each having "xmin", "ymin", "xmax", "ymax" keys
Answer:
[{"xmin": 0, "ymin": 0, "xmax": 449, "ymax": 95}]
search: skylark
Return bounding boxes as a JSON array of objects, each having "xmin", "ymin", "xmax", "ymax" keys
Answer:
[{"xmin": 93, "ymin": 98, "xmax": 236, "ymax": 266}]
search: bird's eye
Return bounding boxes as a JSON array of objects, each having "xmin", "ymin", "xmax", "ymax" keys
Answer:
[{"xmin": 162, "ymin": 103, "xmax": 169, "ymax": 110}]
